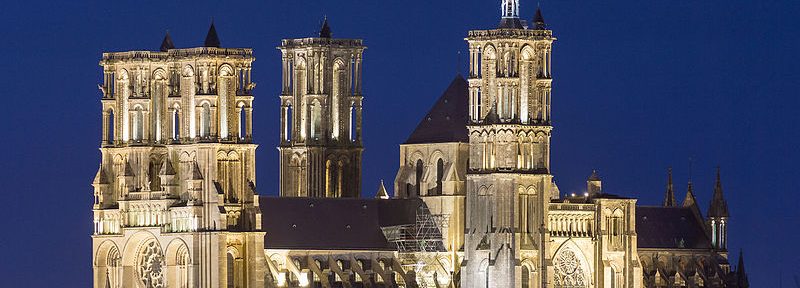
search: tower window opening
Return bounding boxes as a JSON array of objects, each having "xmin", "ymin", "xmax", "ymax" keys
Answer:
[
  {"xmin": 107, "ymin": 109, "xmax": 115, "ymax": 144},
  {"xmin": 200, "ymin": 103, "xmax": 210, "ymax": 138},
  {"xmin": 239, "ymin": 105, "xmax": 245, "ymax": 140},
  {"xmin": 349, "ymin": 104, "xmax": 355, "ymax": 142},
  {"xmin": 227, "ymin": 252, "xmax": 235, "ymax": 288},
  {"xmin": 172, "ymin": 109, "xmax": 180, "ymax": 141},
  {"xmin": 133, "ymin": 106, "xmax": 143, "ymax": 142},
  {"xmin": 415, "ymin": 159, "xmax": 424, "ymax": 197},
  {"xmin": 434, "ymin": 158, "xmax": 444, "ymax": 195},
  {"xmin": 311, "ymin": 101, "xmax": 321, "ymax": 140},
  {"xmin": 285, "ymin": 105, "xmax": 293, "ymax": 141}
]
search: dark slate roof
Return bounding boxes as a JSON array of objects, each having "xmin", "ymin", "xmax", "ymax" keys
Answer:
[
  {"xmin": 160, "ymin": 31, "xmax": 175, "ymax": 52},
  {"xmin": 204, "ymin": 22, "xmax": 221, "ymax": 48},
  {"xmin": 498, "ymin": 18, "xmax": 525, "ymax": 29},
  {"xmin": 404, "ymin": 75, "xmax": 469, "ymax": 144},
  {"xmin": 259, "ymin": 197, "xmax": 424, "ymax": 250},
  {"xmin": 637, "ymin": 206, "xmax": 712, "ymax": 249}
]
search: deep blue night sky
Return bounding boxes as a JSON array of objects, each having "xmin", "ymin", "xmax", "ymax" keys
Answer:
[{"xmin": 0, "ymin": 0, "xmax": 798, "ymax": 286}]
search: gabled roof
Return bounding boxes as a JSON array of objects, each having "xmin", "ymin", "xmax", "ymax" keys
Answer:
[
  {"xmin": 404, "ymin": 75, "xmax": 469, "ymax": 144},
  {"xmin": 636, "ymin": 206, "xmax": 712, "ymax": 249},
  {"xmin": 159, "ymin": 31, "xmax": 175, "ymax": 52},
  {"xmin": 259, "ymin": 197, "xmax": 424, "ymax": 250},
  {"xmin": 204, "ymin": 22, "xmax": 221, "ymax": 48},
  {"xmin": 707, "ymin": 168, "xmax": 729, "ymax": 217},
  {"xmin": 159, "ymin": 160, "xmax": 176, "ymax": 176}
]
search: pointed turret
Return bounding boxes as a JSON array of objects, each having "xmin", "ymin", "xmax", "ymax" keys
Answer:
[
  {"xmin": 707, "ymin": 167, "xmax": 729, "ymax": 217},
  {"xmin": 532, "ymin": 6, "xmax": 546, "ymax": 30},
  {"xmin": 663, "ymin": 167, "xmax": 676, "ymax": 207},
  {"xmin": 123, "ymin": 161, "xmax": 135, "ymax": 177},
  {"xmin": 159, "ymin": 31, "xmax": 175, "ymax": 52},
  {"xmin": 190, "ymin": 161, "xmax": 204, "ymax": 180},
  {"xmin": 93, "ymin": 165, "xmax": 110, "ymax": 185},
  {"xmin": 204, "ymin": 21, "xmax": 221, "ymax": 48},
  {"xmin": 736, "ymin": 250, "xmax": 749, "ymax": 288},
  {"xmin": 186, "ymin": 161, "xmax": 204, "ymax": 205},
  {"xmin": 376, "ymin": 180, "xmax": 389, "ymax": 199},
  {"xmin": 158, "ymin": 160, "xmax": 177, "ymax": 195},
  {"xmin": 319, "ymin": 17, "xmax": 332, "ymax": 38},
  {"xmin": 682, "ymin": 179, "xmax": 698, "ymax": 209}
]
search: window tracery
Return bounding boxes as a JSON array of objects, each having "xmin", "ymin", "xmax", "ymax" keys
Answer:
[
  {"xmin": 554, "ymin": 249, "xmax": 587, "ymax": 288},
  {"xmin": 138, "ymin": 240, "xmax": 165, "ymax": 288}
]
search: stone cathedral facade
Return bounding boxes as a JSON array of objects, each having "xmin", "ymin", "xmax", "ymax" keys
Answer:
[{"xmin": 91, "ymin": 1, "xmax": 749, "ymax": 288}]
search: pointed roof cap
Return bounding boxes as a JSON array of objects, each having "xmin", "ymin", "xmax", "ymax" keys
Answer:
[
  {"xmin": 93, "ymin": 165, "xmax": 110, "ymax": 184},
  {"xmin": 588, "ymin": 170, "xmax": 601, "ymax": 181},
  {"xmin": 663, "ymin": 167, "xmax": 677, "ymax": 207},
  {"xmin": 404, "ymin": 75, "xmax": 470, "ymax": 144},
  {"xmin": 159, "ymin": 160, "xmax": 176, "ymax": 176},
  {"xmin": 682, "ymin": 181, "xmax": 698, "ymax": 208},
  {"xmin": 319, "ymin": 17, "xmax": 332, "ymax": 38},
  {"xmin": 707, "ymin": 167, "xmax": 729, "ymax": 217},
  {"xmin": 376, "ymin": 180, "xmax": 389, "ymax": 199},
  {"xmin": 190, "ymin": 161, "xmax": 204, "ymax": 180},
  {"xmin": 483, "ymin": 104, "xmax": 500, "ymax": 124},
  {"xmin": 204, "ymin": 21, "xmax": 221, "ymax": 48},
  {"xmin": 532, "ymin": 7, "xmax": 546, "ymax": 30},
  {"xmin": 160, "ymin": 31, "xmax": 175, "ymax": 52}
]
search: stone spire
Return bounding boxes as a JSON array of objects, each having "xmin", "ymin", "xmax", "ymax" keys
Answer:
[
  {"xmin": 159, "ymin": 30, "xmax": 175, "ymax": 52},
  {"xmin": 376, "ymin": 180, "xmax": 389, "ymax": 199},
  {"xmin": 707, "ymin": 167, "xmax": 729, "ymax": 217},
  {"xmin": 204, "ymin": 21, "xmax": 221, "ymax": 48},
  {"xmin": 736, "ymin": 250, "xmax": 749, "ymax": 288},
  {"xmin": 498, "ymin": 0, "xmax": 524, "ymax": 29},
  {"xmin": 682, "ymin": 180, "xmax": 698, "ymax": 208},
  {"xmin": 319, "ymin": 16, "xmax": 332, "ymax": 38},
  {"xmin": 532, "ymin": 6, "xmax": 546, "ymax": 30},
  {"xmin": 663, "ymin": 167, "xmax": 676, "ymax": 207},
  {"xmin": 587, "ymin": 170, "xmax": 602, "ymax": 196}
]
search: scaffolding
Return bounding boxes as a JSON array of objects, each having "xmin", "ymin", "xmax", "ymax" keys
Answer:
[{"xmin": 382, "ymin": 205, "xmax": 448, "ymax": 253}]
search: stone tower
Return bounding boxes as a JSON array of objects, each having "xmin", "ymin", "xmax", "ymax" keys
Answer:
[
  {"xmin": 91, "ymin": 23, "xmax": 265, "ymax": 288},
  {"xmin": 278, "ymin": 19, "xmax": 365, "ymax": 198},
  {"xmin": 462, "ymin": 0, "xmax": 557, "ymax": 287},
  {"xmin": 707, "ymin": 167, "xmax": 730, "ymax": 258}
]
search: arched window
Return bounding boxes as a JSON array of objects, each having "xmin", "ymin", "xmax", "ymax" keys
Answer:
[
  {"xmin": 522, "ymin": 265, "xmax": 530, "ymax": 288},
  {"xmin": 227, "ymin": 252, "xmax": 235, "ymax": 288},
  {"xmin": 172, "ymin": 108, "xmax": 180, "ymax": 141},
  {"xmin": 239, "ymin": 105, "xmax": 245, "ymax": 140},
  {"xmin": 107, "ymin": 109, "xmax": 115, "ymax": 144},
  {"xmin": 285, "ymin": 105, "xmax": 293, "ymax": 141},
  {"xmin": 310, "ymin": 100, "xmax": 321, "ymax": 140},
  {"xmin": 326, "ymin": 160, "xmax": 334, "ymax": 197},
  {"xmin": 415, "ymin": 159, "xmax": 424, "ymax": 197},
  {"xmin": 200, "ymin": 103, "xmax": 211, "ymax": 138},
  {"xmin": 434, "ymin": 158, "xmax": 444, "ymax": 195},
  {"xmin": 133, "ymin": 106, "xmax": 144, "ymax": 141},
  {"xmin": 349, "ymin": 104, "xmax": 355, "ymax": 141}
]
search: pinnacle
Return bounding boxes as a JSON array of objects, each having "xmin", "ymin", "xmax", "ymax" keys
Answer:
[{"xmin": 204, "ymin": 21, "xmax": 221, "ymax": 48}]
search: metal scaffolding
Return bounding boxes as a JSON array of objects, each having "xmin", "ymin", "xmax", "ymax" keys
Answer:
[{"xmin": 382, "ymin": 205, "xmax": 448, "ymax": 253}]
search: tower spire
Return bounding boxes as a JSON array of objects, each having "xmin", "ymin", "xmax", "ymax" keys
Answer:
[
  {"xmin": 204, "ymin": 20, "xmax": 221, "ymax": 48},
  {"xmin": 498, "ymin": 0, "xmax": 524, "ymax": 29},
  {"xmin": 737, "ymin": 250, "xmax": 750, "ymax": 287},
  {"xmin": 663, "ymin": 167, "xmax": 676, "ymax": 207},
  {"xmin": 532, "ymin": 6, "xmax": 546, "ymax": 30},
  {"xmin": 160, "ymin": 30, "xmax": 175, "ymax": 52},
  {"xmin": 319, "ymin": 16, "xmax": 332, "ymax": 38},
  {"xmin": 708, "ymin": 166, "xmax": 729, "ymax": 217}
]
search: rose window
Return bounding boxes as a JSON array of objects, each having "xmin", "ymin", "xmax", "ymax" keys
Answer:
[
  {"xmin": 138, "ymin": 240, "xmax": 165, "ymax": 288},
  {"xmin": 554, "ymin": 249, "xmax": 587, "ymax": 288}
]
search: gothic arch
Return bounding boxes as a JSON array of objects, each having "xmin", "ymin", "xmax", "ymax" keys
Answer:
[
  {"xmin": 483, "ymin": 45, "xmax": 497, "ymax": 60},
  {"xmin": 521, "ymin": 45, "xmax": 536, "ymax": 60},
  {"xmin": 219, "ymin": 64, "xmax": 235, "ymax": 77},
  {"xmin": 182, "ymin": 65, "xmax": 194, "ymax": 77},
  {"xmin": 552, "ymin": 239, "xmax": 592, "ymax": 288},
  {"xmin": 152, "ymin": 68, "xmax": 167, "ymax": 80}
]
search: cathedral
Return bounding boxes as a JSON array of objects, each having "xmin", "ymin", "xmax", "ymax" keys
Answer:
[{"xmin": 90, "ymin": 1, "xmax": 749, "ymax": 287}]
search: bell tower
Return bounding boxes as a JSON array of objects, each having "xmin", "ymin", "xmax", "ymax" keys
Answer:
[
  {"xmin": 278, "ymin": 18, "xmax": 366, "ymax": 197},
  {"xmin": 91, "ymin": 24, "xmax": 265, "ymax": 288},
  {"xmin": 462, "ymin": 1, "xmax": 556, "ymax": 287}
]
